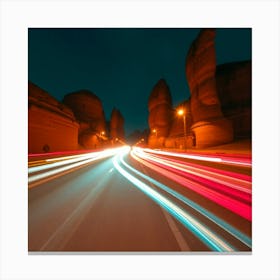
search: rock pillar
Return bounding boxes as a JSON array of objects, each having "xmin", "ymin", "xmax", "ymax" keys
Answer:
[
  {"xmin": 148, "ymin": 79, "xmax": 173, "ymax": 148},
  {"xmin": 28, "ymin": 82, "xmax": 79, "ymax": 153},
  {"xmin": 110, "ymin": 108, "xmax": 125, "ymax": 142},
  {"xmin": 186, "ymin": 28, "xmax": 233, "ymax": 148}
]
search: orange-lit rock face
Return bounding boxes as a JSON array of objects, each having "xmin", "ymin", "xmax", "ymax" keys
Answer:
[
  {"xmin": 28, "ymin": 82, "xmax": 79, "ymax": 153},
  {"xmin": 63, "ymin": 90, "xmax": 107, "ymax": 148},
  {"xmin": 110, "ymin": 108, "xmax": 125, "ymax": 140},
  {"xmin": 185, "ymin": 29, "xmax": 233, "ymax": 148},
  {"xmin": 186, "ymin": 29, "xmax": 222, "ymax": 123},
  {"xmin": 148, "ymin": 79, "xmax": 173, "ymax": 139}
]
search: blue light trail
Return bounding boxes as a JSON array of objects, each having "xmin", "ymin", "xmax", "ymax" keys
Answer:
[{"xmin": 112, "ymin": 148, "xmax": 236, "ymax": 252}]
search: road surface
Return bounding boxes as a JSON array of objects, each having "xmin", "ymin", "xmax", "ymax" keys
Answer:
[{"xmin": 28, "ymin": 146, "xmax": 252, "ymax": 252}]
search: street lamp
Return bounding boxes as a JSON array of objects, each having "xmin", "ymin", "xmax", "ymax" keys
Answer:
[
  {"xmin": 177, "ymin": 108, "xmax": 187, "ymax": 151},
  {"xmin": 152, "ymin": 128, "xmax": 157, "ymax": 137}
]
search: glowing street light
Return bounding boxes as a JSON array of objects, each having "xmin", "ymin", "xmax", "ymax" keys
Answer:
[
  {"xmin": 177, "ymin": 109, "xmax": 184, "ymax": 116},
  {"xmin": 152, "ymin": 128, "xmax": 157, "ymax": 137},
  {"xmin": 177, "ymin": 108, "xmax": 187, "ymax": 151}
]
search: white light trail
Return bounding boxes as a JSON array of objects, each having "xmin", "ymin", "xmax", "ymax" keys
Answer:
[
  {"xmin": 141, "ymin": 148, "xmax": 252, "ymax": 167},
  {"xmin": 28, "ymin": 147, "xmax": 129, "ymax": 187},
  {"xmin": 112, "ymin": 150, "xmax": 235, "ymax": 252}
]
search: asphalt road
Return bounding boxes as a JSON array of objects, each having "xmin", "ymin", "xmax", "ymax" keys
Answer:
[{"xmin": 28, "ymin": 147, "xmax": 252, "ymax": 252}]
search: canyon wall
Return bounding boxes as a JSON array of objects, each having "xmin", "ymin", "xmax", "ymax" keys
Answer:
[
  {"xmin": 185, "ymin": 28, "xmax": 233, "ymax": 148},
  {"xmin": 28, "ymin": 82, "xmax": 79, "ymax": 153}
]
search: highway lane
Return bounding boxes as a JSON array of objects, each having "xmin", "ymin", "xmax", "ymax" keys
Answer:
[
  {"xmin": 28, "ymin": 146, "xmax": 252, "ymax": 252},
  {"xmin": 126, "ymin": 148, "xmax": 251, "ymax": 250},
  {"xmin": 29, "ymin": 148, "xmax": 198, "ymax": 251}
]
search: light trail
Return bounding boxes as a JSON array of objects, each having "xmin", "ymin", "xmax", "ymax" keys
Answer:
[
  {"xmin": 134, "ymin": 148, "xmax": 251, "ymax": 181},
  {"xmin": 134, "ymin": 148, "xmax": 251, "ymax": 191},
  {"xmin": 131, "ymin": 148, "xmax": 252, "ymax": 221},
  {"xmin": 28, "ymin": 147, "xmax": 129, "ymax": 187},
  {"xmin": 132, "ymin": 148, "xmax": 251, "ymax": 202},
  {"xmin": 113, "ymin": 148, "xmax": 236, "ymax": 252},
  {"xmin": 28, "ymin": 148, "xmax": 104, "ymax": 158},
  {"xmin": 142, "ymin": 148, "xmax": 252, "ymax": 167},
  {"xmin": 29, "ymin": 152, "xmax": 103, "ymax": 174},
  {"xmin": 119, "ymin": 152, "xmax": 251, "ymax": 248},
  {"xmin": 28, "ymin": 145, "xmax": 251, "ymax": 251}
]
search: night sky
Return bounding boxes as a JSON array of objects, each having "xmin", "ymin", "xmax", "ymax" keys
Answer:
[{"xmin": 28, "ymin": 28, "xmax": 251, "ymax": 136}]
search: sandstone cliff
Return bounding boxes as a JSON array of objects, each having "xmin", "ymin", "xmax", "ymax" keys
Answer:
[
  {"xmin": 148, "ymin": 79, "xmax": 173, "ymax": 147},
  {"xmin": 28, "ymin": 82, "xmax": 79, "ymax": 153},
  {"xmin": 185, "ymin": 28, "xmax": 233, "ymax": 148}
]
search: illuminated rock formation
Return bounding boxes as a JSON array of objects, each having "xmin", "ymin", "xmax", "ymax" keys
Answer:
[
  {"xmin": 148, "ymin": 79, "xmax": 173, "ymax": 148},
  {"xmin": 63, "ymin": 90, "xmax": 107, "ymax": 148},
  {"xmin": 28, "ymin": 82, "xmax": 79, "ymax": 153},
  {"xmin": 110, "ymin": 108, "xmax": 125, "ymax": 141},
  {"xmin": 216, "ymin": 60, "xmax": 251, "ymax": 139},
  {"xmin": 185, "ymin": 28, "xmax": 233, "ymax": 148}
]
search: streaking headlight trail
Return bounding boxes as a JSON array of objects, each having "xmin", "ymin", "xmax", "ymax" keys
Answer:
[
  {"xmin": 131, "ymin": 147, "xmax": 252, "ymax": 221},
  {"xmin": 113, "ymin": 148, "xmax": 236, "ymax": 252},
  {"xmin": 119, "ymin": 152, "xmax": 251, "ymax": 249},
  {"xmin": 28, "ymin": 147, "xmax": 129, "ymax": 188},
  {"xmin": 142, "ymin": 148, "xmax": 252, "ymax": 167}
]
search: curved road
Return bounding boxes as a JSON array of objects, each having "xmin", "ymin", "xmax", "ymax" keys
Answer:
[{"xmin": 28, "ymin": 146, "xmax": 252, "ymax": 252}]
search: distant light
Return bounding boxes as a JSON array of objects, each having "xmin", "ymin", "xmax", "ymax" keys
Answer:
[{"xmin": 177, "ymin": 109, "xmax": 184, "ymax": 116}]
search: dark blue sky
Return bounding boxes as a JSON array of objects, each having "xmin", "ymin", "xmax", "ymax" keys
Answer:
[{"xmin": 28, "ymin": 28, "xmax": 251, "ymax": 136}]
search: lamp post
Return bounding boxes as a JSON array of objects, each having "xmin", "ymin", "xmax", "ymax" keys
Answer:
[
  {"xmin": 177, "ymin": 108, "xmax": 187, "ymax": 151},
  {"xmin": 152, "ymin": 128, "xmax": 157, "ymax": 137}
]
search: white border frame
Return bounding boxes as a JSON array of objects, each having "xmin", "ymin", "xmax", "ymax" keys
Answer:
[{"xmin": 1, "ymin": 1, "xmax": 279, "ymax": 279}]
